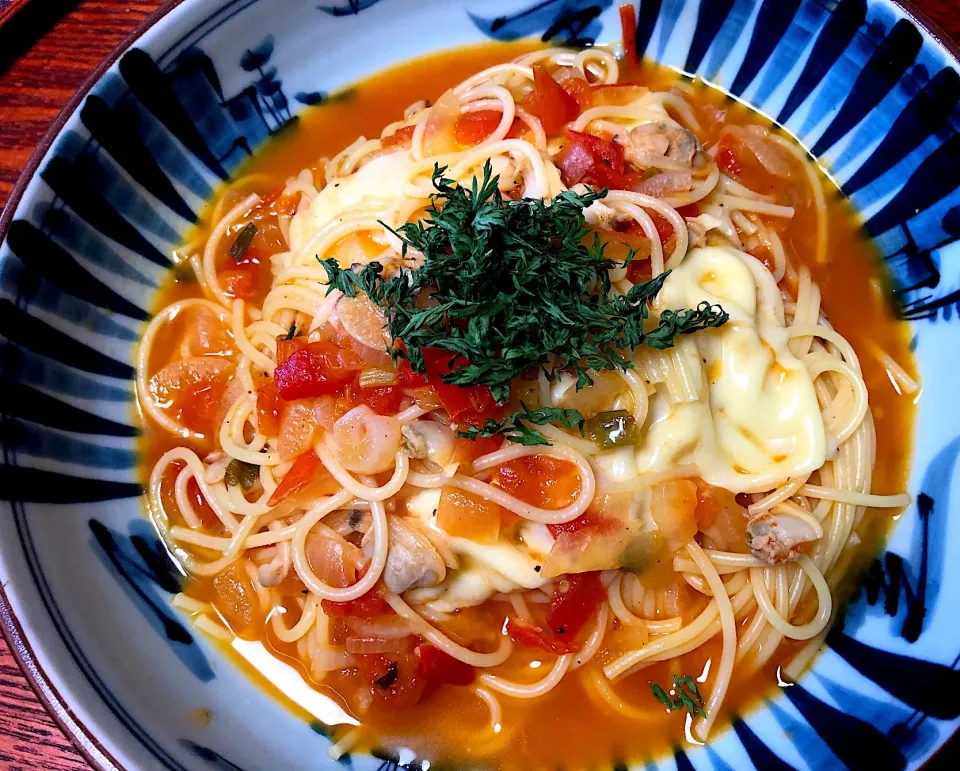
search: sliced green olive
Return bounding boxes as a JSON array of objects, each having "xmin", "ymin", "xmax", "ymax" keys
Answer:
[
  {"xmin": 584, "ymin": 410, "xmax": 638, "ymax": 449},
  {"xmin": 620, "ymin": 530, "xmax": 668, "ymax": 576}
]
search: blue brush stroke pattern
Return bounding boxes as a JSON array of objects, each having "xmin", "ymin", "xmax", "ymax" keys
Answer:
[
  {"xmin": 317, "ymin": 0, "xmax": 384, "ymax": 16},
  {"xmin": 733, "ymin": 716, "xmax": 798, "ymax": 770},
  {"xmin": 0, "ymin": 1, "xmax": 958, "ymax": 770},
  {"xmin": 180, "ymin": 740, "xmax": 247, "ymax": 770},
  {"xmin": 90, "ymin": 519, "xmax": 215, "ymax": 683},
  {"xmin": 470, "ymin": 0, "xmax": 613, "ymax": 46}
]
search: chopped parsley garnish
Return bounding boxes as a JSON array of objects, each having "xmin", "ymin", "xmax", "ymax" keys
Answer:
[
  {"xmin": 374, "ymin": 661, "xmax": 399, "ymax": 689},
  {"xmin": 228, "ymin": 222, "xmax": 258, "ymax": 261},
  {"xmin": 649, "ymin": 675, "xmax": 706, "ymax": 718},
  {"xmin": 321, "ymin": 161, "xmax": 727, "ymax": 405},
  {"xmin": 457, "ymin": 404, "xmax": 584, "ymax": 446}
]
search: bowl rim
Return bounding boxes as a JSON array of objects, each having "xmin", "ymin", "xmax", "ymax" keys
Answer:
[
  {"xmin": 0, "ymin": 1, "xmax": 958, "ymax": 769},
  {"xmin": 0, "ymin": 3, "xmax": 182, "ymax": 767}
]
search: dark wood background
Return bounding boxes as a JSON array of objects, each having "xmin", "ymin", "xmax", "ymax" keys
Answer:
[{"xmin": 0, "ymin": 1, "xmax": 957, "ymax": 768}]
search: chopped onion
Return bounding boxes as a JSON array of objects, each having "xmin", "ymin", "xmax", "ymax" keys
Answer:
[
  {"xmin": 358, "ymin": 366, "xmax": 399, "ymax": 389},
  {"xmin": 314, "ymin": 395, "xmax": 339, "ymax": 431},
  {"xmin": 309, "ymin": 647, "xmax": 356, "ymax": 673},
  {"xmin": 728, "ymin": 126, "xmax": 792, "ymax": 178},
  {"xmin": 306, "ymin": 527, "xmax": 363, "ymax": 588},
  {"xmin": 324, "ymin": 508, "xmax": 373, "ymax": 537},
  {"xmin": 278, "ymin": 399, "xmax": 317, "ymax": 461},
  {"xmin": 345, "ymin": 615, "xmax": 414, "ymax": 639},
  {"xmin": 345, "ymin": 636, "xmax": 412, "ymax": 655},
  {"xmin": 423, "ymin": 90, "xmax": 461, "ymax": 156},
  {"xmin": 632, "ymin": 171, "xmax": 693, "ymax": 198},
  {"xmin": 337, "ymin": 295, "xmax": 389, "ymax": 350}
]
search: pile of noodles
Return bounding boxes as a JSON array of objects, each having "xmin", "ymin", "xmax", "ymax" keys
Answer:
[{"xmin": 138, "ymin": 47, "xmax": 915, "ymax": 755}]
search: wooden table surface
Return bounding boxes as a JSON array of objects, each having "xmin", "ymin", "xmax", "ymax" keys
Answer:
[{"xmin": 1, "ymin": 1, "xmax": 958, "ymax": 769}]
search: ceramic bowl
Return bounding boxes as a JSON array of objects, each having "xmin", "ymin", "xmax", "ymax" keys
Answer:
[{"xmin": 1, "ymin": 1, "xmax": 959, "ymax": 769}]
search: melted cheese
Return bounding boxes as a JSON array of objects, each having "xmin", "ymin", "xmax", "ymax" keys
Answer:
[
  {"xmin": 293, "ymin": 148, "xmax": 567, "ymax": 255},
  {"xmin": 293, "ymin": 150, "xmax": 415, "ymax": 252},
  {"xmin": 637, "ymin": 246, "xmax": 826, "ymax": 493},
  {"xmin": 404, "ymin": 489, "xmax": 548, "ymax": 612}
]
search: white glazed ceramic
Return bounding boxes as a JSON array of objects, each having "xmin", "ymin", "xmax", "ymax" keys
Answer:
[{"xmin": 2, "ymin": 1, "xmax": 959, "ymax": 769}]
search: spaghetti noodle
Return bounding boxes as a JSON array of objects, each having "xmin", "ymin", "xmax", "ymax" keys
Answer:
[{"xmin": 139, "ymin": 37, "xmax": 915, "ymax": 770}]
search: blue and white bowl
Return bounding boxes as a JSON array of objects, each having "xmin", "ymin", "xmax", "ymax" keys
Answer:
[{"xmin": 1, "ymin": 1, "xmax": 959, "ymax": 769}]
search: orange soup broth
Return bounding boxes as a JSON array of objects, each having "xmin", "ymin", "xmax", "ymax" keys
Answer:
[{"xmin": 140, "ymin": 42, "xmax": 917, "ymax": 771}]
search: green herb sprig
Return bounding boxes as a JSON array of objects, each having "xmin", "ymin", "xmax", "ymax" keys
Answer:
[
  {"xmin": 228, "ymin": 222, "xmax": 258, "ymax": 261},
  {"xmin": 457, "ymin": 404, "xmax": 585, "ymax": 447},
  {"xmin": 649, "ymin": 675, "xmax": 706, "ymax": 718},
  {"xmin": 321, "ymin": 161, "xmax": 727, "ymax": 405}
]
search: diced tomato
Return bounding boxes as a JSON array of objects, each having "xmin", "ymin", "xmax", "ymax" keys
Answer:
[
  {"xmin": 591, "ymin": 84, "xmax": 649, "ymax": 107},
  {"xmin": 221, "ymin": 264, "xmax": 259, "ymax": 300},
  {"xmin": 432, "ymin": 380, "xmax": 499, "ymax": 426},
  {"xmin": 559, "ymin": 75, "xmax": 593, "ymax": 112},
  {"xmin": 275, "ymin": 335, "xmax": 302, "ymax": 365},
  {"xmin": 694, "ymin": 492, "xmax": 722, "ymax": 529},
  {"xmin": 354, "ymin": 646, "xmax": 425, "ymax": 709},
  {"xmin": 717, "ymin": 139, "xmax": 741, "ymax": 176},
  {"xmin": 397, "ymin": 348, "xmax": 500, "ymax": 424},
  {"xmin": 274, "ymin": 347, "xmax": 336, "ymax": 399},
  {"xmin": 274, "ymin": 341, "xmax": 363, "ymax": 400},
  {"xmin": 454, "ymin": 110, "xmax": 503, "ymax": 146},
  {"xmin": 220, "ymin": 241, "xmax": 269, "ymax": 301},
  {"xmin": 422, "ymin": 349, "xmax": 500, "ymax": 426},
  {"xmin": 186, "ymin": 477, "xmax": 220, "ymax": 529},
  {"xmin": 268, "ymin": 450, "xmax": 320, "ymax": 506},
  {"xmin": 382, "ymin": 125, "xmax": 415, "ymax": 150},
  {"xmin": 351, "ymin": 378, "xmax": 403, "ymax": 415},
  {"xmin": 212, "ymin": 563, "xmax": 259, "ymax": 636},
  {"xmin": 451, "ymin": 435, "xmax": 502, "ymax": 465},
  {"xmin": 620, "ymin": 3, "xmax": 638, "ymax": 69},
  {"xmin": 354, "ymin": 652, "xmax": 397, "ymax": 684},
  {"xmin": 506, "ymin": 618, "xmax": 580, "ymax": 654},
  {"xmin": 546, "ymin": 571, "xmax": 605, "ymax": 640},
  {"xmin": 627, "ymin": 258, "xmax": 653, "ymax": 283},
  {"xmin": 321, "ymin": 585, "xmax": 391, "ymax": 618},
  {"xmin": 546, "ymin": 511, "xmax": 614, "ymax": 539},
  {"xmin": 677, "ymin": 202, "xmax": 701, "ymax": 219},
  {"xmin": 595, "ymin": 229, "xmax": 651, "ymax": 265},
  {"xmin": 695, "ymin": 484, "xmax": 750, "ymax": 552},
  {"xmin": 409, "ymin": 386, "xmax": 443, "ymax": 411},
  {"xmin": 437, "ymin": 487, "xmax": 501, "ymax": 543},
  {"xmin": 749, "ymin": 244, "xmax": 777, "ymax": 275},
  {"xmin": 557, "ymin": 128, "xmax": 626, "ymax": 189},
  {"xmin": 255, "ymin": 376, "xmax": 281, "ymax": 435},
  {"xmin": 396, "ymin": 358, "xmax": 429, "ymax": 387},
  {"xmin": 258, "ymin": 185, "xmax": 284, "ymax": 208},
  {"xmin": 177, "ymin": 376, "xmax": 227, "ymax": 434},
  {"xmin": 522, "ymin": 64, "xmax": 580, "ymax": 135},
  {"xmin": 505, "ymin": 118, "xmax": 527, "ymax": 140},
  {"xmin": 254, "ymin": 186, "xmax": 299, "ymax": 218},
  {"xmin": 646, "ymin": 210, "xmax": 676, "ymax": 243},
  {"xmin": 416, "ymin": 643, "xmax": 475, "ymax": 687},
  {"xmin": 493, "ymin": 455, "xmax": 582, "ymax": 510}
]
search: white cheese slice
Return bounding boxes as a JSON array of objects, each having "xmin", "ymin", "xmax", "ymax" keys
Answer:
[
  {"xmin": 403, "ymin": 488, "xmax": 548, "ymax": 611},
  {"xmin": 293, "ymin": 150, "xmax": 415, "ymax": 253},
  {"xmin": 636, "ymin": 246, "xmax": 826, "ymax": 493}
]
